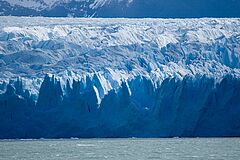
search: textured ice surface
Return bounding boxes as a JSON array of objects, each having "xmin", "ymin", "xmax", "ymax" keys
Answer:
[{"xmin": 0, "ymin": 17, "xmax": 240, "ymax": 138}]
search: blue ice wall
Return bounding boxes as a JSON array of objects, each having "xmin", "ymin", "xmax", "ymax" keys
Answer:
[{"xmin": 0, "ymin": 74, "xmax": 240, "ymax": 138}]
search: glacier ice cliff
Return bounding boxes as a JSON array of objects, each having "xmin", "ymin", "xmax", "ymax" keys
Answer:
[{"xmin": 0, "ymin": 17, "xmax": 240, "ymax": 138}]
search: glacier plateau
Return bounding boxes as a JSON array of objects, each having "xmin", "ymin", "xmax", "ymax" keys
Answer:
[{"xmin": 0, "ymin": 17, "xmax": 240, "ymax": 138}]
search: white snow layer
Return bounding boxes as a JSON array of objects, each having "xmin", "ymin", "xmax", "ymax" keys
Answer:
[{"xmin": 0, "ymin": 17, "xmax": 240, "ymax": 99}]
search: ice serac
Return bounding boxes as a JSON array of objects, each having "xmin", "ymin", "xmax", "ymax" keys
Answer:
[{"xmin": 0, "ymin": 17, "xmax": 240, "ymax": 138}]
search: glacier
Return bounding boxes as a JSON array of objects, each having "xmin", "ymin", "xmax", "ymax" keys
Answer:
[{"xmin": 0, "ymin": 17, "xmax": 240, "ymax": 138}]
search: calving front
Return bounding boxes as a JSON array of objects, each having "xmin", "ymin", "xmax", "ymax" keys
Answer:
[{"xmin": 0, "ymin": 17, "xmax": 240, "ymax": 138}]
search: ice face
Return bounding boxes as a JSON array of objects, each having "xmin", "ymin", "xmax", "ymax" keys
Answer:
[
  {"xmin": 1, "ymin": 74, "xmax": 240, "ymax": 138},
  {"xmin": 0, "ymin": 17, "xmax": 240, "ymax": 138}
]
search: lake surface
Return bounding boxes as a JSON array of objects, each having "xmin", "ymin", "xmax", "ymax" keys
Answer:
[{"xmin": 0, "ymin": 138, "xmax": 240, "ymax": 160}]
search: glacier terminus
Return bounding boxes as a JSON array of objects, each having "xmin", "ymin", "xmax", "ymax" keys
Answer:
[{"xmin": 0, "ymin": 17, "xmax": 240, "ymax": 138}]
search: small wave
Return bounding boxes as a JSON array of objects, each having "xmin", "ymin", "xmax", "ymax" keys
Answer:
[{"xmin": 76, "ymin": 144, "xmax": 95, "ymax": 147}]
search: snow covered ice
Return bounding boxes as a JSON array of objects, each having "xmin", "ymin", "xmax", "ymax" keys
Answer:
[{"xmin": 0, "ymin": 17, "xmax": 240, "ymax": 138}]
